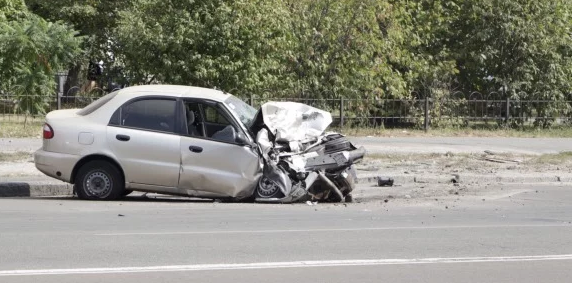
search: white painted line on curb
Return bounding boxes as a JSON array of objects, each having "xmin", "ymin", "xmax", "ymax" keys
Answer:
[
  {"xmin": 95, "ymin": 224, "xmax": 571, "ymax": 236},
  {"xmin": 1, "ymin": 255, "xmax": 572, "ymax": 276}
]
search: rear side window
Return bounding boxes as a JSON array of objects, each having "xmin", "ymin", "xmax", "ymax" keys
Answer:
[
  {"xmin": 77, "ymin": 91, "xmax": 119, "ymax": 116},
  {"xmin": 110, "ymin": 98, "xmax": 177, "ymax": 133}
]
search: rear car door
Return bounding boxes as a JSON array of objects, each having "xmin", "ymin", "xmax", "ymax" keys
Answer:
[
  {"xmin": 178, "ymin": 99, "xmax": 261, "ymax": 199},
  {"xmin": 107, "ymin": 96, "xmax": 181, "ymax": 188}
]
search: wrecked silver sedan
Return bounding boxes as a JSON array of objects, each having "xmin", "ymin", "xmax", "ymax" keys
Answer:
[{"xmin": 34, "ymin": 85, "xmax": 365, "ymax": 203}]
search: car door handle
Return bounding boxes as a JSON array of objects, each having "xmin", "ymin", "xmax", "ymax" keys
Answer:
[
  {"xmin": 188, "ymin": 145, "xmax": 203, "ymax": 153},
  {"xmin": 116, "ymin": 134, "xmax": 130, "ymax": 142}
]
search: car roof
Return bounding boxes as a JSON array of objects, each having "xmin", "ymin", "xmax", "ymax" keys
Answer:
[{"xmin": 116, "ymin": 85, "xmax": 231, "ymax": 102}]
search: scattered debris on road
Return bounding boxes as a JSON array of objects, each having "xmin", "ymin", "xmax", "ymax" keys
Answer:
[{"xmin": 377, "ymin": 177, "xmax": 394, "ymax": 187}]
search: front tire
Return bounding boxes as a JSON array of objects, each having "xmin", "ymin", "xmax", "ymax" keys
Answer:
[
  {"xmin": 255, "ymin": 176, "xmax": 285, "ymax": 199},
  {"xmin": 334, "ymin": 167, "xmax": 356, "ymax": 200},
  {"xmin": 75, "ymin": 161, "xmax": 124, "ymax": 200}
]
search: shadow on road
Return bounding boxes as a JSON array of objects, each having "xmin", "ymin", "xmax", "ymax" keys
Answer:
[{"xmin": 27, "ymin": 195, "xmax": 217, "ymax": 203}]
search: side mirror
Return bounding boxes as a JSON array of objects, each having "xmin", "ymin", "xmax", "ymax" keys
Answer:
[{"xmin": 236, "ymin": 132, "xmax": 250, "ymax": 146}]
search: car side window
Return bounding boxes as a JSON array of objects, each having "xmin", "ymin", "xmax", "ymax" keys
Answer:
[
  {"xmin": 184, "ymin": 101, "xmax": 239, "ymax": 143},
  {"xmin": 204, "ymin": 105, "xmax": 230, "ymax": 124},
  {"xmin": 114, "ymin": 99, "xmax": 177, "ymax": 133}
]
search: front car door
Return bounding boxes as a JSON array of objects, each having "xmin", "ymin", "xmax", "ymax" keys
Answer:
[
  {"xmin": 178, "ymin": 99, "xmax": 261, "ymax": 199},
  {"xmin": 107, "ymin": 96, "xmax": 182, "ymax": 191}
]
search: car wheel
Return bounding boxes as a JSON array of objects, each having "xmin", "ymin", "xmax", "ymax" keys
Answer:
[
  {"xmin": 255, "ymin": 176, "xmax": 285, "ymax": 199},
  {"xmin": 75, "ymin": 161, "xmax": 124, "ymax": 200},
  {"xmin": 335, "ymin": 167, "xmax": 356, "ymax": 197}
]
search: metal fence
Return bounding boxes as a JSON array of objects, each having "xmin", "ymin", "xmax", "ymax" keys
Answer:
[
  {"xmin": 251, "ymin": 95, "xmax": 572, "ymax": 129},
  {"xmin": 2, "ymin": 90, "xmax": 572, "ymax": 130}
]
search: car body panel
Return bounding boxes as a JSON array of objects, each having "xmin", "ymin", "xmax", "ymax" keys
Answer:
[
  {"xmin": 178, "ymin": 136, "xmax": 262, "ymax": 199},
  {"xmin": 106, "ymin": 126, "xmax": 181, "ymax": 188},
  {"xmin": 34, "ymin": 149, "xmax": 79, "ymax": 182}
]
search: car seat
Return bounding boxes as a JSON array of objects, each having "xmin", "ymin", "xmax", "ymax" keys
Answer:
[{"xmin": 187, "ymin": 110, "xmax": 200, "ymax": 136}]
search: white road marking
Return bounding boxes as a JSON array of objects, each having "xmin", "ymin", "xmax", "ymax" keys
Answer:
[
  {"xmin": 96, "ymin": 224, "xmax": 571, "ymax": 236},
  {"xmin": 1, "ymin": 255, "xmax": 572, "ymax": 276}
]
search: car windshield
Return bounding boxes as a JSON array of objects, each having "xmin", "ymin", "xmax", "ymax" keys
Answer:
[{"xmin": 224, "ymin": 95, "xmax": 258, "ymax": 128}]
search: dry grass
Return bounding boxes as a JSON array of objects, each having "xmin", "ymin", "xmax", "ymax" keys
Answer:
[
  {"xmin": 364, "ymin": 150, "xmax": 572, "ymax": 169},
  {"xmin": 0, "ymin": 121, "xmax": 43, "ymax": 138},
  {"xmin": 527, "ymin": 151, "xmax": 572, "ymax": 165},
  {"xmin": 336, "ymin": 126, "xmax": 572, "ymax": 138}
]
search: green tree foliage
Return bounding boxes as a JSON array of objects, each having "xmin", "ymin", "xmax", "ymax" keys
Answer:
[
  {"xmin": 113, "ymin": 0, "xmax": 291, "ymax": 97},
  {"xmin": 391, "ymin": 0, "xmax": 459, "ymax": 96},
  {"xmin": 450, "ymin": 0, "xmax": 572, "ymax": 100},
  {"xmin": 0, "ymin": 14, "xmax": 83, "ymax": 116},
  {"xmin": 26, "ymin": 0, "xmax": 131, "ymax": 61},
  {"xmin": 0, "ymin": 0, "xmax": 27, "ymax": 21},
  {"xmin": 283, "ymin": 0, "xmax": 414, "ymax": 100},
  {"xmin": 26, "ymin": 0, "xmax": 135, "ymax": 89},
  {"xmin": 0, "ymin": 0, "xmax": 570, "ymax": 128}
]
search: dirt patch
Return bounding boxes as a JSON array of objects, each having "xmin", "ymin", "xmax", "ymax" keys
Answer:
[
  {"xmin": 0, "ymin": 151, "xmax": 32, "ymax": 162},
  {"xmin": 0, "ymin": 152, "xmax": 39, "ymax": 178},
  {"xmin": 356, "ymin": 151, "xmax": 572, "ymax": 181}
]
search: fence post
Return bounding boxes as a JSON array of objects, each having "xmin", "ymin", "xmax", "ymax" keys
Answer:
[
  {"xmin": 57, "ymin": 93, "xmax": 61, "ymax": 110},
  {"xmin": 249, "ymin": 94, "xmax": 254, "ymax": 107},
  {"xmin": 424, "ymin": 97, "xmax": 430, "ymax": 132},
  {"xmin": 339, "ymin": 97, "xmax": 344, "ymax": 128},
  {"xmin": 505, "ymin": 97, "xmax": 510, "ymax": 123}
]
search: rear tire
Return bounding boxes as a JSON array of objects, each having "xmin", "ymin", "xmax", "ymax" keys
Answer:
[{"xmin": 75, "ymin": 161, "xmax": 124, "ymax": 200}]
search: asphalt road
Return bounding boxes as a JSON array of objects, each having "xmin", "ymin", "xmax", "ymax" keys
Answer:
[
  {"xmin": 0, "ymin": 185, "xmax": 571, "ymax": 282},
  {"xmin": 3, "ymin": 137, "xmax": 572, "ymax": 155}
]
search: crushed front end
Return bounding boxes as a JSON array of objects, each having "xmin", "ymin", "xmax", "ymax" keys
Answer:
[{"xmin": 251, "ymin": 102, "xmax": 366, "ymax": 203}]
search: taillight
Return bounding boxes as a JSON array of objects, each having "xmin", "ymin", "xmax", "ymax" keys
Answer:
[{"xmin": 43, "ymin": 123, "xmax": 54, "ymax": 139}]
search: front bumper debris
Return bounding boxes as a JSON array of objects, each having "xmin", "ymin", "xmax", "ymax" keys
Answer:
[{"xmin": 250, "ymin": 101, "xmax": 366, "ymax": 204}]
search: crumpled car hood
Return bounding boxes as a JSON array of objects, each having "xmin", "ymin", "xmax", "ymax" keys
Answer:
[
  {"xmin": 252, "ymin": 101, "xmax": 365, "ymax": 204},
  {"xmin": 260, "ymin": 102, "xmax": 333, "ymax": 143}
]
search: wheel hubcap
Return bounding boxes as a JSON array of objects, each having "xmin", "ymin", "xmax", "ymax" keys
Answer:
[
  {"xmin": 258, "ymin": 176, "xmax": 280, "ymax": 197},
  {"xmin": 84, "ymin": 171, "xmax": 112, "ymax": 198}
]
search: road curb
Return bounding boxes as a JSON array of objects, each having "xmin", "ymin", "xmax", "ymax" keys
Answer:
[{"xmin": 0, "ymin": 182, "xmax": 72, "ymax": 197}]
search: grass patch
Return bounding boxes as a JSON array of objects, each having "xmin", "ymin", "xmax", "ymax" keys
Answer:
[
  {"xmin": 0, "ymin": 121, "xmax": 43, "ymax": 138},
  {"xmin": 336, "ymin": 126, "xmax": 572, "ymax": 138},
  {"xmin": 0, "ymin": 115, "xmax": 44, "ymax": 123},
  {"xmin": 364, "ymin": 151, "xmax": 572, "ymax": 167},
  {"xmin": 0, "ymin": 151, "xmax": 32, "ymax": 162},
  {"xmin": 528, "ymin": 151, "xmax": 572, "ymax": 165}
]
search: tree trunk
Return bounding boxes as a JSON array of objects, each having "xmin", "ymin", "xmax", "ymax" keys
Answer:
[{"xmin": 64, "ymin": 64, "xmax": 82, "ymax": 97}]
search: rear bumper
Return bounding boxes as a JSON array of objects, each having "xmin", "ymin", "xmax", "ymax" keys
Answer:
[{"xmin": 34, "ymin": 149, "xmax": 79, "ymax": 183}]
